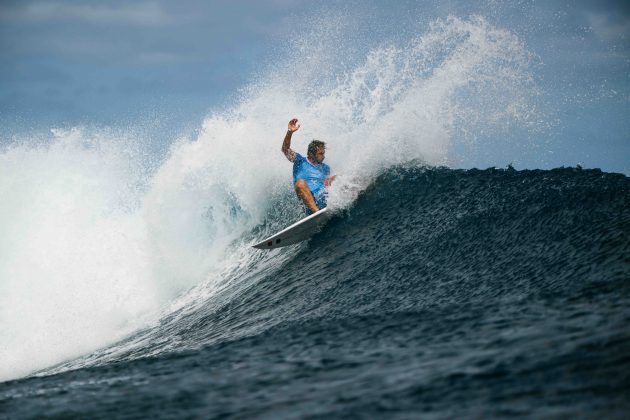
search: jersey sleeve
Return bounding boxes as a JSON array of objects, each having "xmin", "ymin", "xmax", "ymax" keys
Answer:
[
  {"xmin": 294, "ymin": 153, "xmax": 306, "ymax": 168},
  {"xmin": 292, "ymin": 153, "xmax": 304, "ymax": 184}
]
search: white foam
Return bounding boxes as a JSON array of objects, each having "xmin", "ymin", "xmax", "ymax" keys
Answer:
[{"xmin": 0, "ymin": 128, "xmax": 159, "ymax": 381}]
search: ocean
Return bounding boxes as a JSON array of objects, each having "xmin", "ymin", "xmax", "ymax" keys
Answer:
[
  {"xmin": 1, "ymin": 11, "xmax": 629, "ymax": 419},
  {"xmin": 1, "ymin": 165, "xmax": 628, "ymax": 418}
]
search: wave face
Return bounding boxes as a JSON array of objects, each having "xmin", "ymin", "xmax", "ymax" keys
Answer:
[{"xmin": 2, "ymin": 166, "xmax": 629, "ymax": 418}]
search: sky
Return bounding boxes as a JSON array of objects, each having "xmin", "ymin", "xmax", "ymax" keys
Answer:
[{"xmin": 0, "ymin": 0, "xmax": 628, "ymax": 173}]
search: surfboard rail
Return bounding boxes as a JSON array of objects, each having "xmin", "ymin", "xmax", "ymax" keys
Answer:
[{"xmin": 252, "ymin": 207, "xmax": 331, "ymax": 249}]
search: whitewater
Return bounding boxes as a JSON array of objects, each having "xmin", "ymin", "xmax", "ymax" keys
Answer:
[{"xmin": 1, "ymin": 14, "xmax": 628, "ymax": 418}]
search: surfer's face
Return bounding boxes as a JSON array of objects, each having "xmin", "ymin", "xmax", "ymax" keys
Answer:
[{"xmin": 311, "ymin": 147, "xmax": 325, "ymax": 164}]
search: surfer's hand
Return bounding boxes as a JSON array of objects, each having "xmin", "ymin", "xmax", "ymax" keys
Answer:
[
  {"xmin": 288, "ymin": 118, "xmax": 300, "ymax": 133},
  {"xmin": 324, "ymin": 175, "xmax": 337, "ymax": 187}
]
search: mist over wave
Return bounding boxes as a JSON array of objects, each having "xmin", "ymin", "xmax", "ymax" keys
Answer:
[{"xmin": 0, "ymin": 15, "xmax": 541, "ymax": 382}]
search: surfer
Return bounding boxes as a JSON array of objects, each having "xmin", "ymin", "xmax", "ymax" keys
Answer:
[{"xmin": 281, "ymin": 118, "xmax": 336, "ymax": 213}]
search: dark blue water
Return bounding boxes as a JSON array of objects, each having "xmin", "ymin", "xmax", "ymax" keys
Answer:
[{"xmin": 1, "ymin": 166, "xmax": 629, "ymax": 418}]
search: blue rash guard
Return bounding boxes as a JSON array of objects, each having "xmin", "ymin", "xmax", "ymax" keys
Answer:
[{"xmin": 293, "ymin": 153, "xmax": 330, "ymax": 211}]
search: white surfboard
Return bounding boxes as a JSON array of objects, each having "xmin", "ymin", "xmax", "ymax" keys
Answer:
[{"xmin": 253, "ymin": 207, "xmax": 332, "ymax": 249}]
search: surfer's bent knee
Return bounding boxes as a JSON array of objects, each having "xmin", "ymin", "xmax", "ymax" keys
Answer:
[{"xmin": 294, "ymin": 179, "xmax": 308, "ymax": 192}]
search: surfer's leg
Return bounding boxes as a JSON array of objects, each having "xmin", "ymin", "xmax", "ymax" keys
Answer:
[
  {"xmin": 295, "ymin": 180, "xmax": 319, "ymax": 213},
  {"xmin": 314, "ymin": 193, "xmax": 327, "ymax": 210}
]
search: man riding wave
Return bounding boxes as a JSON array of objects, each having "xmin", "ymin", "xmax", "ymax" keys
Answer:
[{"xmin": 281, "ymin": 118, "xmax": 336, "ymax": 214}]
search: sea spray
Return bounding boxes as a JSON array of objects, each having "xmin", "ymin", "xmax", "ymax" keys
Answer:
[{"xmin": 0, "ymin": 15, "xmax": 541, "ymax": 381}]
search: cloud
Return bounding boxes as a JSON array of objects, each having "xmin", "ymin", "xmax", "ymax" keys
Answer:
[
  {"xmin": 586, "ymin": 12, "xmax": 630, "ymax": 42},
  {"xmin": 0, "ymin": 1, "xmax": 172, "ymax": 26}
]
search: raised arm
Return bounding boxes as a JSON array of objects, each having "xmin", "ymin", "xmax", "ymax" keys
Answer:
[{"xmin": 281, "ymin": 118, "xmax": 300, "ymax": 162}]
